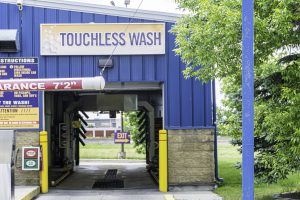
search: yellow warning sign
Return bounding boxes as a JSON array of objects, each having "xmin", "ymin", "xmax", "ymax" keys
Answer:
[{"xmin": 0, "ymin": 108, "xmax": 39, "ymax": 129}]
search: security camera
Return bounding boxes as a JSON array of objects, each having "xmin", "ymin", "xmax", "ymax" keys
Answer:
[
  {"xmin": 16, "ymin": 0, "xmax": 23, "ymax": 11},
  {"xmin": 16, "ymin": 0, "xmax": 23, "ymax": 6}
]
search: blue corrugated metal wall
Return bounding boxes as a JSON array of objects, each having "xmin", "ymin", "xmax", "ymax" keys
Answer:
[{"xmin": 0, "ymin": 3, "xmax": 213, "ymax": 129}]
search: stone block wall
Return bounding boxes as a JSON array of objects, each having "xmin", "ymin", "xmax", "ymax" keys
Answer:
[
  {"xmin": 15, "ymin": 131, "xmax": 40, "ymax": 186},
  {"xmin": 168, "ymin": 129, "xmax": 215, "ymax": 185}
]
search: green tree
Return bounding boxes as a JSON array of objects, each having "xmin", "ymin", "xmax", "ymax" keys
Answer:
[
  {"xmin": 124, "ymin": 112, "xmax": 146, "ymax": 154},
  {"xmin": 172, "ymin": 0, "xmax": 299, "ymax": 183}
]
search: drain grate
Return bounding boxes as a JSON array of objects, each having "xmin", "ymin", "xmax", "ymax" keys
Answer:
[{"xmin": 93, "ymin": 169, "xmax": 124, "ymax": 189}]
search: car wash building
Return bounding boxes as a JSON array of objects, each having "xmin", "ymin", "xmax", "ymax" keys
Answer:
[{"xmin": 0, "ymin": 0, "xmax": 217, "ymax": 192}]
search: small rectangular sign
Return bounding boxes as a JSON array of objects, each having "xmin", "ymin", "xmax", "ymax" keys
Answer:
[
  {"xmin": 22, "ymin": 147, "xmax": 40, "ymax": 171},
  {"xmin": 23, "ymin": 147, "xmax": 39, "ymax": 159},
  {"xmin": 0, "ymin": 58, "xmax": 39, "ymax": 129},
  {"xmin": 114, "ymin": 132, "xmax": 131, "ymax": 144},
  {"xmin": 40, "ymin": 23, "xmax": 165, "ymax": 55}
]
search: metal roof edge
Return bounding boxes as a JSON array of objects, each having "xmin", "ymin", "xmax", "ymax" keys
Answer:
[{"xmin": 0, "ymin": 0, "xmax": 182, "ymax": 22}]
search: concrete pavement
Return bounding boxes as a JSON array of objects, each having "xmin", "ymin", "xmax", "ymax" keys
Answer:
[
  {"xmin": 35, "ymin": 189, "xmax": 222, "ymax": 200},
  {"xmin": 15, "ymin": 136, "xmax": 229, "ymax": 200},
  {"xmin": 34, "ymin": 159, "xmax": 222, "ymax": 200}
]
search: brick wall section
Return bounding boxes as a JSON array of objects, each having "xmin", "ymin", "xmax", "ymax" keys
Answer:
[
  {"xmin": 95, "ymin": 131, "xmax": 104, "ymax": 137},
  {"xmin": 15, "ymin": 131, "xmax": 40, "ymax": 186},
  {"xmin": 85, "ymin": 131, "xmax": 93, "ymax": 137},
  {"xmin": 168, "ymin": 129, "xmax": 215, "ymax": 185}
]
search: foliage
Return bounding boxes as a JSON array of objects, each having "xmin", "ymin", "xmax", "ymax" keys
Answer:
[
  {"xmin": 172, "ymin": 0, "xmax": 299, "ymax": 82},
  {"xmin": 172, "ymin": 0, "xmax": 300, "ymax": 183},
  {"xmin": 124, "ymin": 112, "xmax": 146, "ymax": 154},
  {"xmin": 215, "ymin": 143, "xmax": 300, "ymax": 200}
]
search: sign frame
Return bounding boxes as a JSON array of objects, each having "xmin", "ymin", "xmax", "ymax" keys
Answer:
[{"xmin": 40, "ymin": 23, "xmax": 166, "ymax": 56}]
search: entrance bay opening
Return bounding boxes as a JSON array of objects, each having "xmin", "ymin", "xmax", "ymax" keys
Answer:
[{"xmin": 44, "ymin": 82, "xmax": 163, "ymax": 190}]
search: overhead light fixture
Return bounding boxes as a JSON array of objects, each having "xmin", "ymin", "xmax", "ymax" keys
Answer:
[
  {"xmin": 124, "ymin": 0, "xmax": 130, "ymax": 7},
  {"xmin": 110, "ymin": 1, "xmax": 116, "ymax": 6},
  {"xmin": 98, "ymin": 58, "xmax": 113, "ymax": 68},
  {"xmin": 0, "ymin": 29, "xmax": 20, "ymax": 52}
]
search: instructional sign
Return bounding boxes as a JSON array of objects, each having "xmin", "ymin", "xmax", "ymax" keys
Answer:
[
  {"xmin": 22, "ymin": 147, "xmax": 40, "ymax": 171},
  {"xmin": 40, "ymin": 23, "xmax": 165, "ymax": 55},
  {"xmin": 114, "ymin": 132, "xmax": 131, "ymax": 144},
  {"xmin": 0, "ymin": 58, "xmax": 39, "ymax": 129}
]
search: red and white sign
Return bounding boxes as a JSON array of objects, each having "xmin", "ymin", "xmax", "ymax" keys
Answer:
[
  {"xmin": 23, "ymin": 147, "xmax": 39, "ymax": 159},
  {"xmin": 0, "ymin": 76, "xmax": 105, "ymax": 91}
]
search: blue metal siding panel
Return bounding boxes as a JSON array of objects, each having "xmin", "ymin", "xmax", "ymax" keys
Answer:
[
  {"xmin": 193, "ymin": 80, "xmax": 205, "ymax": 126},
  {"xmin": 144, "ymin": 55, "xmax": 155, "ymax": 81},
  {"xmin": 0, "ymin": 4, "xmax": 214, "ymax": 129},
  {"xmin": 119, "ymin": 55, "xmax": 131, "ymax": 81},
  {"xmin": 180, "ymin": 61, "xmax": 193, "ymax": 127},
  {"xmin": 167, "ymin": 22, "xmax": 181, "ymax": 127},
  {"xmin": 21, "ymin": 6, "xmax": 33, "ymax": 57},
  {"xmin": 57, "ymin": 10, "xmax": 70, "ymax": 78},
  {"xmin": 155, "ymin": 55, "xmax": 166, "ymax": 81},
  {"xmin": 205, "ymin": 82, "xmax": 213, "ymax": 126},
  {"xmin": 163, "ymin": 23, "xmax": 170, "ymax": 128},
  {"xmin": 94, "ymin": 13, "xmax": 106, "ymax": 23},
  {"xmin": 0, "ymin": 4, "xmax": 8, "ymax": 28},
  {"xmin": 7, "ymin": 4, "xmax": 21, "ymax": 57},
  {"xmin": 131, "ymin": 55, "xmax": 143, "ymax": 81},
  {"xmin": 8, "ymin": 4, "xmax": 19, "ymax": 29}
]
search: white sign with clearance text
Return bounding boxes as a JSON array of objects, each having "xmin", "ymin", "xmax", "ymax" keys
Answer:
[{"xmin": 40, "ymin": 23, "xmax": 165, "ymax": 55}]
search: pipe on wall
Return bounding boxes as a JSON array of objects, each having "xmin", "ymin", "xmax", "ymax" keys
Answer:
[{"xmin": 212, "ymin": 80, "xmax": 223, "ymax": 182}]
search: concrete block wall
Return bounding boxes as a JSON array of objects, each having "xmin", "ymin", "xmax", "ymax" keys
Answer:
[
  {"xmin": 15, "ymin": 131, "xmax": 40, "ymax": 186},
  {"xmin": 168, "ymin": 129, "xmax": 215, "ymax": 185}
]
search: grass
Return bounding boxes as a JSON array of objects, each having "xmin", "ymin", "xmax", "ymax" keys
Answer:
[
  {"xmin": 80, "ymin": 143, "xmax": 146, "ymax": 160},
  {"xmin": 215, "ymin": 143, "xmax": 300, "ymax": 200}
]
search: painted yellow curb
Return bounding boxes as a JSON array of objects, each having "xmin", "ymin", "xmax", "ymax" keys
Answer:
[
  {"xmin": 164, "ymin": 194, "xmax": 175, "ymax": 200},
  {"xmin": 19, "ymin": 186, "xmax": 40, "ymax": 200}
]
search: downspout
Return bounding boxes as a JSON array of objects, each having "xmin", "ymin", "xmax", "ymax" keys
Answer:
[{"xmin": 213, "ymin": 80, "xmax": 223, "ymax": 182}]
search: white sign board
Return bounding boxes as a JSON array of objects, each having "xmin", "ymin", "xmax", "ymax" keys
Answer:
[{"xmin": 40, "ymin": 23, "xmax": 165, "ymax": 55}]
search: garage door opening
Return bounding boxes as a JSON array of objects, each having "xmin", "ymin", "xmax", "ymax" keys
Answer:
[{"xmin": 44, "ymin": 83, "xmax": 163, "ymax": 190}]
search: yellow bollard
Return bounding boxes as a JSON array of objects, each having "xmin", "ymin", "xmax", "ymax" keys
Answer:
[
  {"xmin": 40, "ymin": 131, "xmax": 48, "ymax": 193},
  {"xmin": 159, "ymin": 130, "xmax": 168, "ymax": 192}
]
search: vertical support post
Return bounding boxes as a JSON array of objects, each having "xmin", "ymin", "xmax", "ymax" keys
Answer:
[
  {"xmin": 40, "ymin": 131, "xmax": 48, "ymax": 193},
  {"xmin": 242, "ymin": 0, "xmax": 254, "ymax": 199},
  {"xmin": 119, "ymin": 111, "xmax": 126, "ymax": 159},
  {"xmin": 159, "ymin": 130, "xmax": 168, "ymax": 192},
  {"xmin": 121, "ymin": 111, "xmax": 124, "ymax": 157}
]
